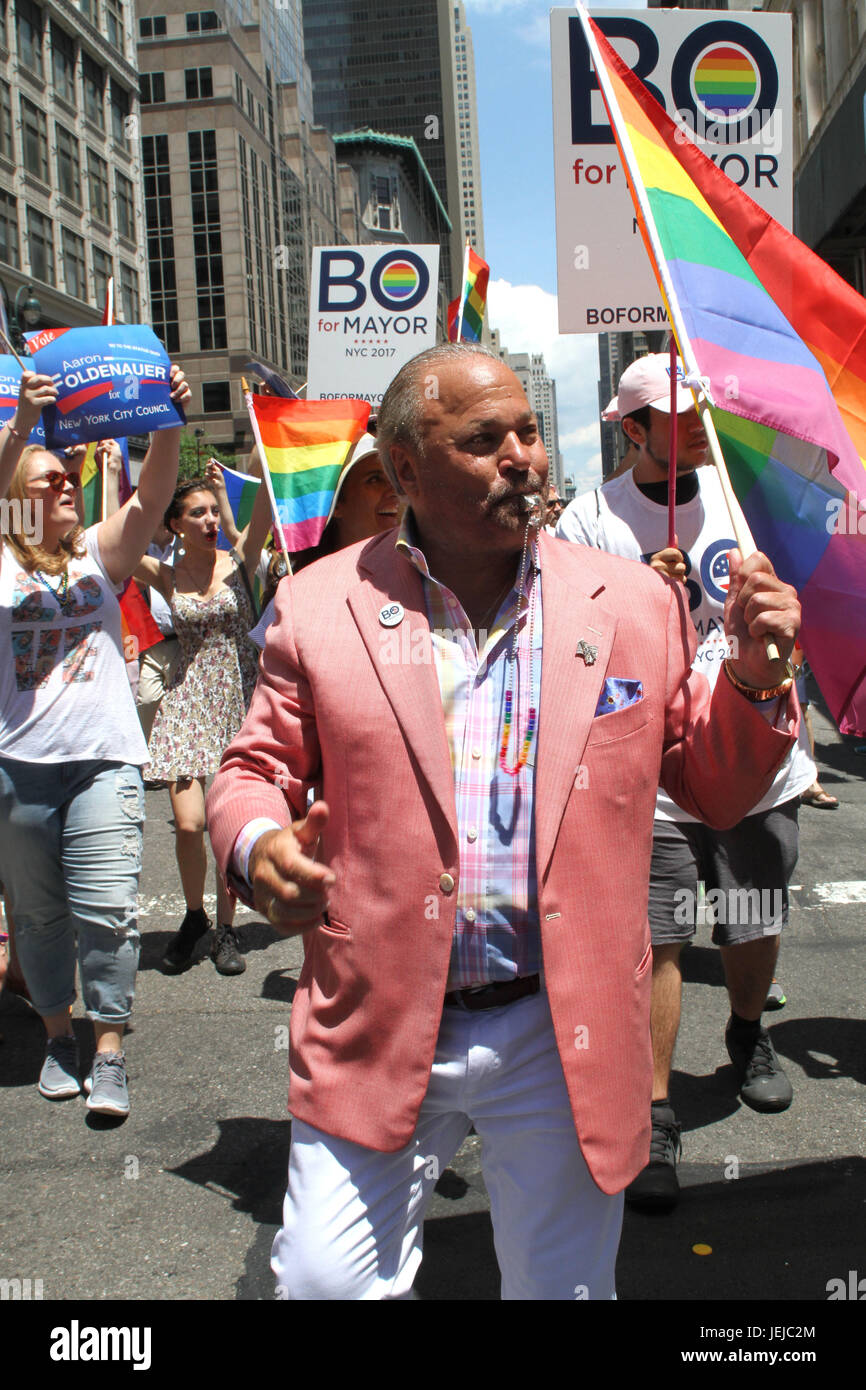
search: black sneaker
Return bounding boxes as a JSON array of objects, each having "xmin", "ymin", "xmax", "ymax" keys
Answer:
[
  {"xmin": 212, "ymin": 923, "xmax": 246, "ymax": 975},
  {"xmin": 625, "ymin": 1106, "xmax": 682, "ymax": 1212},
  {"xmin": 725, "ymin": 1021, "xmax": 793, "ymax": 1112},
  {"xmin": 162, "ymin": 909, "xmax": 211, "ymax": 974}
]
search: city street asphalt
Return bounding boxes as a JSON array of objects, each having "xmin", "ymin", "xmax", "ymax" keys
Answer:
[{"xmin": 2, "ymin": 690, "xmax": 864, "ymax": 1320}]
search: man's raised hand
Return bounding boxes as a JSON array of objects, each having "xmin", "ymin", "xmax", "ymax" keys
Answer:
[{"xmin": 724, "ymin": 549, "xmax": 800, "ymax": 689}]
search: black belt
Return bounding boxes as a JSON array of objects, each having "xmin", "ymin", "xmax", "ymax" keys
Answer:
[{"xmin": 443, "ymin": 974, "xmax": 540, "ymax": 1011}]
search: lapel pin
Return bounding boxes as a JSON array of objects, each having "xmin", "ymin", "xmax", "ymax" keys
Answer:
[
  {"xmin": 379, "ymin": 601, "xmax": 404, "ymax": 627},
  {"xmin": 576, "ymin": 639, "xmax": 598, "ymax": 666}
]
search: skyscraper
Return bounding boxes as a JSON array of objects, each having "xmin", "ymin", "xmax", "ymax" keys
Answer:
[
  {"xmin": 0, "ymin": 1, "xmax": 146, "ymax": 340},
  {"xmin": 137, "ymin": 1, "xmax": 363, "ymax": 449},
  {"xmin": 302, "ymin": 0, "xmax": 485, "ymax": 295}
]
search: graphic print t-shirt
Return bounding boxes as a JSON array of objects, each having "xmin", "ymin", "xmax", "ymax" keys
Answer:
[
  {"xmin": 0, "ymin": 527, "xmax": 149, "ymax": 765},
  {"xmin": 558, "ymin": 467, "xmax": 814, "ymax": 821}
]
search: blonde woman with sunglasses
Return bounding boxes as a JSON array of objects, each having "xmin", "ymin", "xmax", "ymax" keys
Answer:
[{"xmin": 0, "ymin": 365, "xmax": 190, "ymax": 1119}]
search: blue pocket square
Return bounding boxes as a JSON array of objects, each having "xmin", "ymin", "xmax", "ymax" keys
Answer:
[{"xmin": 594, "ymin": 678, "xmax": 644, "ymax": 717}]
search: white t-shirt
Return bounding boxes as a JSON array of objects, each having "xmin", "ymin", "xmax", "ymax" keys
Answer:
[
  {"xmin": 147, "ymin": 538, "xmax": 176, "ymax": 637},
  {"xmin": 557, "ymin": 466, "xmax": 815, "ymax": 820},
  {"xmin": 0, "ymin": 527, "xmax": 150, "ymax": 765}
]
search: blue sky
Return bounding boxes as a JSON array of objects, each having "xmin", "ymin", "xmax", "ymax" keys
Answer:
[{"xmin": 465, "ymin": 1, "xmax": 648, "ymax": 490}]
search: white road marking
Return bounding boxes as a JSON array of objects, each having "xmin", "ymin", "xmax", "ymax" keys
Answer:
[
  {"xmin": 137, "ymin": 891, "xmax": 258, "ymax": 920},
  {"xmin": 810, "ymin": 881, "xmax": 866, "ymax": 905}
]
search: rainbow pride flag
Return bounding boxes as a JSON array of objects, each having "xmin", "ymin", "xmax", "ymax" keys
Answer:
[
  {"xmin": 248, "ymin": 396, "xmax": 370, "ymax": 552},
  {"xmin": 79, "ymin": 437, "xmax": 133, "ymax": 527},
  {"xmin": 118, "ymin": 577, "xmax": 162, "ymax": 658},
  {"xmin": 447, "ymin": 246, "xmax": 490, "ymax": 342},
  {"xmin": 581, "ymin": 10, "xmax": 866, "ymax": 736}
]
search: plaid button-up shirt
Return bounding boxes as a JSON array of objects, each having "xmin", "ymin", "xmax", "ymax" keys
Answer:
[{"xmin": 396, "ymin": 516, "xmax": 542, "ymax": 990}]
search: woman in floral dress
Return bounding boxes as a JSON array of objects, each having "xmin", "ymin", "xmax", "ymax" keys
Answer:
[{"xmin": 135, "ymin": 473, "xmax": 271, "ymax": 975}]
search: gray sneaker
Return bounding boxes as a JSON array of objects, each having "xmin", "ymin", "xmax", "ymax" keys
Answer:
[
  {"xmin": 84, "ymin": 1051, "xmax": 129, "ymax": 1116},
  {"xmin": 38, "ymin": 1035, "xmax": 81, "ymax": 1099}
]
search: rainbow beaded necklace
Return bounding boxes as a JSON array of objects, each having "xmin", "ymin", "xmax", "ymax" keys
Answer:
[{"xmin": 498, "ymin": 511, "xmax": 540, "ymax": 777}]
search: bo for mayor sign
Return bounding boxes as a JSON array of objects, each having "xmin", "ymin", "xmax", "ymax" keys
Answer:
[
  {"xmin": 551, "ymin": 8, "xmax": 792, "ymax": 334},
  {"xmin": 306, "ymin": 244, "xmax": 439, "ymax": 406}
]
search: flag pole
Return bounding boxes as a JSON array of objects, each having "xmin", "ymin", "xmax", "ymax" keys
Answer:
[
  {"xmin": 667, "ymin": 335, "xmax": 678, "ymax": 550},
  {"xmin": 0, "ymin": 326, "xmax": 27, "ymax": 369},
  {"xmin": 455, "ymin": 240, "xmax": 470, "ymax": 343},
  {"xmin": 242, "ymin": 377, "xmax": 292, "ymax": 575},
  {"xmin": 578, "ymin": 4, "xmax": 779, "ymax": 658}
]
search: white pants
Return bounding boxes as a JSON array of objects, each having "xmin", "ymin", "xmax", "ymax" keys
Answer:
[{"xmin": 272, "ymin": 990, "xmax": 623, "ymax": 1300}]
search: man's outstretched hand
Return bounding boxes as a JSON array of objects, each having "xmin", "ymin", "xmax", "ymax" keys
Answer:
[
  {"xmin": 724, "ymin": 549, "xmax": 800, "ymax": 689},
  {"xmin": 249, "ymin": 801, "xmax": 334, "ymax": 936}
]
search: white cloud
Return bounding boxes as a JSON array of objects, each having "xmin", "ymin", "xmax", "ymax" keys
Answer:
[{"xmin": 486, "ymin": 277, "xmax": 603, "ymax": 492}]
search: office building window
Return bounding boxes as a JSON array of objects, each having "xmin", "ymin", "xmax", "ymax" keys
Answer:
[
  {"xmin": 189, "ymin": 128, "xmax": 225, "ymax": 351},
  {"xmin": 110, "ymin": 80, "xmax": 129, "ymax": 145},
  {"xmin": 0, "ymin": 190, "xmax": 19, "ymax": 267},
  {"xmin": 185, "ymin": 67, "xmax": 212, "ymax": 100},
  {"xmin": 105, "ymin": 0, "xmax": 122, "ymax": 53},
  {"xmin": 20, "ymin": 97, "xmax": 48, "ymax": 182},
  {"xmin": 143, "ymin": 133, "xmax": 178, "ymax": 352},
  {"xmin": 26, "ymin": 205, "xmax": 53, "ymax": 282},
  {"xmin": 51, "ymin": 23, "xmax": 76, "ymax": 105},
  {"xmin": 202, "ymin": 381, "xmax": 230, "ymax": 413},
  {"xmin": 56, "ymin": 125, "xmax": 81, "ymax": 201},
  {"xmin": 79, "ymin": 0, "xmax": 95, "ymax": 21},
  {"xmin": 246, "ymin": 90, "xmax": 254, "ymax": 121},
  {"xmin": 139, "ymin": 15, "xmax": 166, "ymax": 37},
  {"xmin": 119, "ymin": 262, "xmax": 138, "ymax": 322},
  {"xmin": 62, "ymin": 225, "xmax": 86, "ymax": 298},
  {"xmin": 82, "ymin": 53, "xmax": 105, "ymax": 128},
  {"xmin": 186, "ymin": 10, "xmax": 218, "ymax": 32},
  {"xmin": 92, "ymin": 244, "xmax": 112, "ymax": 307},
  {"xmin": 116, "ymin": 170, "xmax": 134, "ymax": 239},
  {"xmin": 0, "ymin": 0, "xmax": 6, "ymax": 47},
  {"xmin": 87, "ymin": 147, "xmax": 110, "ymax": 223},
  {"xmin": 16, "ymin": 0, "xmax": 43, "ymax": 76},
  {"xmin": 140, "ymin": 71, "xmax": 165, "ymax": 104},
  {"xmin": 0, "ymin": 80, "xmax": 12, "ymax": 162},
  {"xmin": 234, "ymin": 73, "xmax": 243, "ymax": 105}
]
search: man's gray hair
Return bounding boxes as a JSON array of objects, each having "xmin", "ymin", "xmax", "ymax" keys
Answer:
[{"xmin": 376, "ymin": 342, "xmax": 499, "ymax": 495}]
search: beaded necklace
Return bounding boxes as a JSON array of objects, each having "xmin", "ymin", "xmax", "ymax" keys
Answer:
[
  {"xmin": 498, "ymin": 507, "xmax": 541, "ymax": 777},
  {"xmin": 36, "ymin": 566, "xmax": 71, "ymax": 607}
]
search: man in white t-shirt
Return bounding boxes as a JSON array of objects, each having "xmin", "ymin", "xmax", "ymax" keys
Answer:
[{"xmin": 558, "ymin": 354, "xmax": 815, "ymax": 1212}]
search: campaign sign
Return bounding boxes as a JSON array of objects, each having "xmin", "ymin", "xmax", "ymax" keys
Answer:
[
  {"xmin": 26, "ymin": 324, "xmax": 185, "ymax": 446},
  {"xmin": 551, "ymin": 8, "xmax": 793, "ymax": 334},
  {"xmin": 306, "ymin": 244, "xmax": 439, "ymax": 407},
  {"xmin": 0, "ymin": 355, "xmax": 45, "ymax": 444}
]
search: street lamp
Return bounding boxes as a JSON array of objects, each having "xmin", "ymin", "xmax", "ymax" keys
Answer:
[
  {"xmin": 0, "ymin": 282, "xmax": 41, "ymax": 352},
  {"xmin": 194, "ymin": 427, "xmax": 205, "ymax": 468}
]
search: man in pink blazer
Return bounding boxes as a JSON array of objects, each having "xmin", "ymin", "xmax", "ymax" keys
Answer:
[{"xmin": 207, "ymin": 345, "xmax": 800, "ymax": 1300}]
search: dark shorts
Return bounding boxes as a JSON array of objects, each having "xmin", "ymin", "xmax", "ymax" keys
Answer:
[{"xmin": 648, "ymin": 798, "xmax": 800, "ymax": 948}]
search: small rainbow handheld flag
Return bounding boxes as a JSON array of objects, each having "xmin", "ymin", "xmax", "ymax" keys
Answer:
[
  {"xmin": 79, "ymin": 437, "xmax": 133, "ymax": 527},
  {"xmin": 579, "ymin": 7, "xmax": 866, "ymax": 736},
  {"xmin": 447, "ymin": 246, "xmax": 489, "ymax": 343},
  {"xmin": 215, "ymin": 461, "xmax": 261, "ymax": 551},
  {"xmin": 247, "ymin": 395, "xmax": 370, "ymax": 552}
]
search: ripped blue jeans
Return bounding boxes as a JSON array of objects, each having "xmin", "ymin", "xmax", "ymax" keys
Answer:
[{"xmin": 0, "ymin": 758, "xmax": 144, "ymax": 1022}]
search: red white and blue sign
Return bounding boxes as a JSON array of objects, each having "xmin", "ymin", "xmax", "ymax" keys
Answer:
[
  {"xmin": 26, "ymin": 324, "xmax": 185, "ymax": 447},
  {"xmin": 0, "ymin": 355, "xmax": 46, "ymax": 445}
]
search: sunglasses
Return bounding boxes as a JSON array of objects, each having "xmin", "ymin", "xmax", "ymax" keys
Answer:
[{"xmin": 33, "ymin": 470, "xmax": 82, "ymax": 493}]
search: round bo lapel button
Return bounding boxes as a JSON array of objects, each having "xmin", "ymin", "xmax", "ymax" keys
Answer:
[{"xmin": 379, "ymin": 602, "xmax": 404, "ymax": 627}]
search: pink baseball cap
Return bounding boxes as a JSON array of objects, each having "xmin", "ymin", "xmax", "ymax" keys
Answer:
[{"xmin": 602, "ymin": 353, "xmax": 696, "ymax": 421}]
